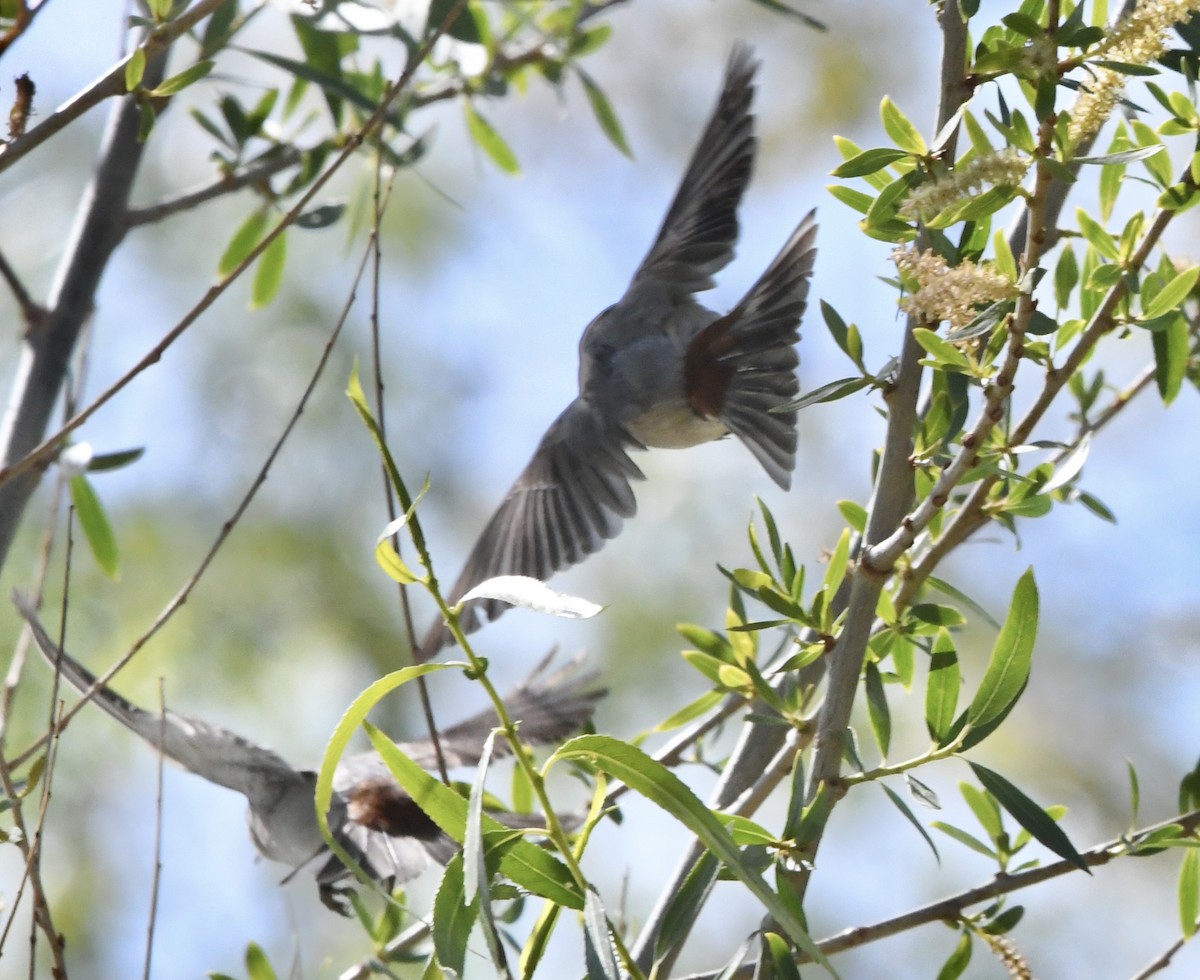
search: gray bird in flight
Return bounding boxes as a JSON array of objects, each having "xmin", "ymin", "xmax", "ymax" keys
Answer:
[
  {"xmin": 419, "ymin": 45, "xmax": 817, "ymax": 660},
  {"xmin": 15, "ymin": 594, "xmax": 602, "ymax": 912}
]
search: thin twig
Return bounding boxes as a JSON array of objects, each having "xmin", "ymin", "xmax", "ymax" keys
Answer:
[
  {"xmin": 0, "ymin": 0, "xmax": 226, "ymax": 174},
  {"xmin": 122, "ymin": 145, "xmax": 305, "ymax": 230},
  {"xmin": 0, "ymin": 247, "xmax": 45, "ymax": 327},
  {"xmin": 143, "ymin": 679, "xmax": 167, "ymax": 980},
  {"xmin": 676, "ymin": 808, "xmax": 1200, "ymax": 978},
  {"xmin": 364, "ymin": 141, "xmax": 450, "ymax": 784},
  {"xmin": 6, "ymin": 235, "xmax": 372, "ymax": 770}
]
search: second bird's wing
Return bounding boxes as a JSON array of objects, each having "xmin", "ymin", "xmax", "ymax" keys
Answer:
[{"xmin": 416, "ymin": 399, "xmax": 642, "ymax": 659}]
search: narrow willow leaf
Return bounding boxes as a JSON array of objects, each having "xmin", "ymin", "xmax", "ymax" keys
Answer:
[
  {"xmin": 880, "ymin": 96, "xmax": 927, "ymax": 155},
  {"xmin": 966, "ymin": 568, "xmax": 1037, "ymax": 731},
  {"xmin": 1152, "ymin": 314, "xmax": 1189, "ymax": 404},
  {"xmin": 245, "ymin": 943, "xmax": 279, "ymax": 980},
  {"xmin": 147, "ymin": 60, "xmax": 215, "ymax": 97},
  {"xmin": 465, "ymin": 101, "xmax": 520, "ymax": 174},
  {"xmin": 831, "ymin": 147, "xmax": 909, "ymax": 178},
  {"xmin": 762, "ymin": 932, "xmax": 804, "ymax": 980},
  {"xmin": 374, "ymin": 537, "xmax": 420, "ymax": 584},
  {"xmin": 823, "ymin": 526, "xmax": 852, "ymax": 596},
  {"xmin": 1180, "ymin": 848, "xmax": 1200, "ymax": 938},
  {"xmin": 913, "ymin": 328, "xmax": 972, "ymax": 368},
  {"xmin": 464, "ymin": 730, "xmax": 496, "ymax": 903},
  {"xmin": 69, "ymin": 476, "xmax": 118, "ymax": 579},
  {"xmin": 1043, "ymin": 433, "xmax": 1091, "ymax": 493},
  {"xmin": 433, "ymin": 853, "xmax": 477, "ymax": 977},
  {"xmin": 250, "ymin": 229, "xmax": 287, "ymax": 308},
  {"xmin": 838, "ymin": 499, "xmax": 867, "ymax": 533},
  {"xmin": 1073, "ymin": 145, "xmax": 1165, "ymax": 165},
  {"xmin": 579, "ymin": 70, "xmax": 631, "ymax": 158},
  {"xmin": 864, "ymin": 661, "xmax": 891, "ymax": 758},
  {"xmin": 881, "ymin": 783, "xmax": 939, "ymax": 862},
  {"xmin": 931, "ymin": 821, "xmax": 998, "ymax": 859},
  {"xmin": 367, "ymin": 725, "xmax": 585, "ymax": 909},
  {"xmin": 925, "ymin": 628, "xmax": 960, "ymax": 745},
  {"xmin": 780, "ymin": 375, "xmax": 871, "ymax": 411},
  {"xmin": 827, "ymin": 182, "xmax": 875, "ymax": 214},
  {"xmin": 937, "ymin": 932, "xmax": 972, "ymax": 980},
  {"xmin": 125, "ymin": 47, "xmax": 146, "ymax": 91},
  {"xmin": 1144, "ymin": 266, "xmax": 1200, "ymax": 320},
  {"xmin": 969, "ymin": 763, "xmax": 1089, "ymax": 872},
  {"xmin": 1076, "ymin": 208, "xmax": 1120, "ymax": 260},
  {"xmin": 314, "ymin": 664, "xmax": 454, "ymax": 891},
  {"xmin": 218, "ymin": 210, "xmax": 268, "ymax": 277},
  {"xmin": 549, "ymin": 735, "xmax": 830, "ymax": 968},
  {"xmin": 460, "ymin": 575, "xmax": 603, "ymax": 619},
  {"xmin": 655, "ymin": 851, "xmax": 721, "ymax": 962},
  {"xmin": 583, "ymin": 888, "xmax": 621, "ymax": 980}
]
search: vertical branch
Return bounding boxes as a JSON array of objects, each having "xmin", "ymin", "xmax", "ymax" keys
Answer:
[
  {"xmin": 794, "ymin": 0, "xmax": 971, "ymax": 897},
  {"xmin": 0, "ymin": 44, "xmax": 167, "ymax": 570}
]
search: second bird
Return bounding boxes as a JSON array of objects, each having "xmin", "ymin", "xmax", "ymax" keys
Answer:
[{"xmin": 421, "ymin": 45, "xmax": 817, "ymax": 659}]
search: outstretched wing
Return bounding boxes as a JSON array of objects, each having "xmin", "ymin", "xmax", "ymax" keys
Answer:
[
  {"xmin": 417, "ymin": 399, "xmax": 642, "ymax": 660},
  {"xmin": 629, "ymin": 43, "xmax": 758, "ymax": 295},
  {"xmin": 15, "ymin": 593, "xmax": 297, "ymax": 799}
]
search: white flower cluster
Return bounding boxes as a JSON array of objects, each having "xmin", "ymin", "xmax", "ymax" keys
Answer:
[
  {"xmin": 899, "ymin": 148, "xmax": 1031, "ymax": 220},
  {"xmin": 1069, "ymin": 0, "xmax": 1200, "ymax": 145},
  {"xmin": 894, "ymin": 247, "xmax": 1016, "ymax": 329}
]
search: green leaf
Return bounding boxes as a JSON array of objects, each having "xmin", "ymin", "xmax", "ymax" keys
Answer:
[
  {"xmin": 584, "ymin": 888, "xmax": 621, "ymax": 979},
  {"xmin": 147, "ymin": 60, "xmax": 215, "ymax": 98},
  {"xmin": 125, "ymin": 47, "xmax": 146, "ymax": 91},
  {"xmin": 1152, "ymin": 315, "xmax": 1188, "ymax": 406},
  {"xmin": 655, "ymin": 851, "xmax": 720, "ymax": 962},
  {"xmin": 432, "ymin": 853, "xmax": 478, "ymax": 976},
  {"xmin": 827, "ymin": 183, "xmax": 875, "ymax": 214},
  {"xmin": 864, "ymin": 661, "xmax": 890, "ymax": 758},
  {"xmin": 936, "ymin": 932, "xmax": 972, "ymax": 980},
  {"xmin": 1076, "ymin": 208, "xmax": 1120, "ymax": 260},
  {"xmin": 1144, "ymin": 266, "xmax": 1200, "ymax": 319},
  {"xmin": 218, "ymin": 210, "xmax": 269, "ymax": 277},
  {"xmin": 1072, "ymin": 145, "xmax": 1165, "ymax": 165},
  {"xmin": 913, "ymin": 328, "xmax": 972, "ymax": 368},
  {"xmin": 245, "ymin": 942, "xmax": 279, "ymax": 980},
  {"xmin": 831, "ymin": 147, "xmax": 910, "ymax": 178},
  {"xmin": 69, "ymin": 476, "xmax": 118, "ymax": 579},
  {"xmin": 87, "ymin": 447, "xmax": 145, "ymax": 472},
  {"xmin": 966, "ymin": 568, "xmax": 1037, "ymax": 731},
  {"xmin": 880, "ymin": 96, "xmax": 927, "ymax": 155},
  {"xmin": 780, "ymin": 376, "xmax": 871, "ymax": 411},
  {"xmin": 969, "ymin": 763, "xmax": 1089, "ymax": 872},
  {"xmin": 367, "ymin": 723, "xmax": 585, "ymax": 908},
  {"xmin": 822, "ymin": 527, "xmax": 852, "ymax": 596},
  {"xmin": 932, "ymin": 821, "xmax": 997, "ymax": 859},
  {"xmin": 250, "ymin": 229, "xmax": 287, "ymax": 309},
  {"xmin": 1181, "ymin": 848, "xmax": 1200, "ymax": 938},
  {"xmin": 880, "ymin": 782, "xmax": 940, "ymax": 862},
  {"xmin": 375, "ymin": 537, "xmax": 420, "ymax": 584},
  {"xmin": 579, "ymin": 69, "xmax": 631, "ymax": 158},
  {"xmin": 925, "ymin": 629, "xmax": 960, "ymax": 745},
  {"xmin": 838, "ymin": 499, "xmax": 867, "ymax": 533},
  {"xmin": 549, "ymin": 735, "xmax": 830, "ymax": 969},
  {"xmin": 465, "ymin": 101, "xmax": 520, "ymax": 174}
]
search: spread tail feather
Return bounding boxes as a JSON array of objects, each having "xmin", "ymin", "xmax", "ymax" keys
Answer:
[{"xmin": 685, "ymin": 210, "xmax": 817, "ymax": 489}]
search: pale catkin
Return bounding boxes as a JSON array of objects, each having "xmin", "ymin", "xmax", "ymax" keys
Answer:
[
  {"xmin": 1069, "ymin": 0, "xmax": 1200, "ymax": 145},
  {"xmin": 894, "ymin": 247, "xmax": 1017, "ymax": 330}
]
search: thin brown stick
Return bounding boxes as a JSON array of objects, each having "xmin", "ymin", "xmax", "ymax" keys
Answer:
[
  {"xmin": 5, "ymin": 237, "xmax": 371, "ymax": 770},
  {"xmin": 142, "ymin": 679, "xmax": 167, "ymax": 980},
  {"xmin": 123, "ymin": 145, "xmax": 305, "ymax": 229},
  {"xmin": 0, "ymin": 247, "xmax": 44, "ymax": 327},
  {"xmin": 363, "ymin": 142, "xmax": 450, "ymax": 784}
]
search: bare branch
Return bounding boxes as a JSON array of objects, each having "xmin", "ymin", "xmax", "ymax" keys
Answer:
[
  {"xmin": 675, "ymin": 808, "xmax": 1200, "ymax": 978},
  {"xmin": 123, "ymin": 145, "xmax": 305, "ymax": 229}
]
